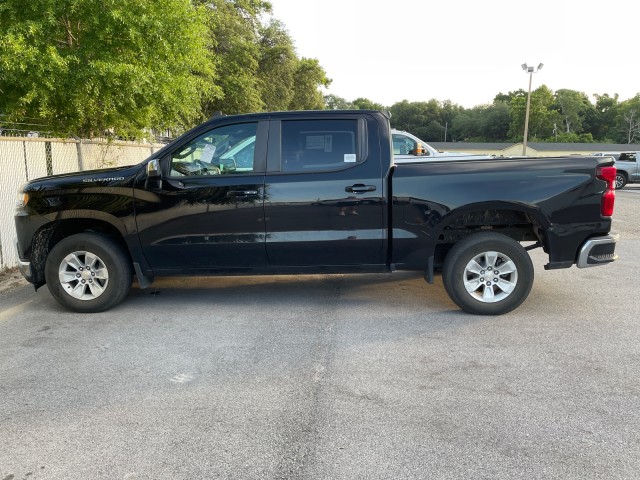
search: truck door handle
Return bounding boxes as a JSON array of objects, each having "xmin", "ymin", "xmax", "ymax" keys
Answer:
[
  {"xmin": 345, "ymin": 184, "xmax": 376, "ymax": 194},
  {"xmin": 226, "ymin": 190, "xmax": 258, "ymax": 197}
]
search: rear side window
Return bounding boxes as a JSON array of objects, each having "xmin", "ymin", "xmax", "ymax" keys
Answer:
[{"xmin": 281, "ymin": 119, "xmax": 359, "ymax": 173}]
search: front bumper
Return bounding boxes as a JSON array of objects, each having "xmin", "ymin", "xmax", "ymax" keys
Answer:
[
  {"xmin": 577, "ymin": 233, "xmax": 619, "ymax": 268},
  {"xmin": 15, "ymin": 240, "xmax": 33, "ymax": 282}
]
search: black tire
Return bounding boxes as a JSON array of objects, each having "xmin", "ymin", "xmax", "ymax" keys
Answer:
[
  {"xmin": 614, "ymin": 172, "xmax": 627, "ymax": 190},
  {"xmin": 44, "ymin": 233, "xmax": 133, "ymax": 313},
  {"xmin": 442, "ymin": 232, "xmax": 534, "ymax": 315}
]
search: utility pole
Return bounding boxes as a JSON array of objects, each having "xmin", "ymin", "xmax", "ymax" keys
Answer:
[{"xmin": 521, "ymin": 63, "xmax": 543, "ymax": 156}]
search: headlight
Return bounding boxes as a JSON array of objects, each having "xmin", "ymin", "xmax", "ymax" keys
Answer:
[{"xmin": 16, "ymin": 191, "xmax": 29, "ymax": 208}]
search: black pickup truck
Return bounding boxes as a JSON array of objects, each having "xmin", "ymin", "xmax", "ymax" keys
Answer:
[{"xmin": 14, "ymin": 110, "xmax": 618, "ymax": 315}]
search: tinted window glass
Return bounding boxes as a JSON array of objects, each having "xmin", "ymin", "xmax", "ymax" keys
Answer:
[
  {"xmin": 281, "ymin": 119, "xmax": 358, "ymax": 173},
  {"xmin": 169, "ymin": 123, "xmax": 257, "ymax": 177}
]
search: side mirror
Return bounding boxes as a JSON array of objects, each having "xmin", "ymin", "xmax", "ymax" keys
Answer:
[
  {"xmin": 145, "ymin": 159, "xmax": 162, "ymax": 190},
  {"xmin": 413, "ymin": 143, "xmax": 425, "ymax": 156},
  {"xmin": 147, "ymin": 159, "xmax": 161, "ymax": 178}
]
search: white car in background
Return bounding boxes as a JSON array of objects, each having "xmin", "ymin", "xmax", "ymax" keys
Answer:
[
  {"xmin": 591, "ymin": 151, "xmax": 640, "ymax": 189},
  {"xmin": 392, "ymin": 129, "xmax": 490, "ymax": 163}
]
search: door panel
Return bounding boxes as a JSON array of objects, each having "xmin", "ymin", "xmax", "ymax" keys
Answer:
[
  {"xmin": 264, "ymin": 116, "xmax": 386, "ymax": 267},
  {"xmin": 135, "ymin": 121, "xmax": 268, "ymax": 272}
]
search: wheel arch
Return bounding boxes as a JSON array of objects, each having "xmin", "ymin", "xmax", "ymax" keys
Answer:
[
  {"xmin": 430, "ymin": 201, "xmax": 550, "ymax": 270},
  {"xmin": 29, "ymin": 216, "xmax": 132, "ymax": 286}
]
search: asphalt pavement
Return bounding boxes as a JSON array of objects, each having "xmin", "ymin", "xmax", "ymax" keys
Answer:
[{"xmin": 1, "ymin": 186, "xmax": 639, "ymax": 479}]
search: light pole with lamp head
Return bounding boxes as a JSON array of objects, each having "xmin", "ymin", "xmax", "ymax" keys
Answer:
[{"xmin": 521, "ymin": 62, "xmax": 543, "ymax": 156}]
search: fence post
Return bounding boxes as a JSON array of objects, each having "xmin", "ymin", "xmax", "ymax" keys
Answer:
[
  {"xmin": 22, "ymin": 140, "xmax": 29, "ymax": 180},
  {"xmin": 45, "ymin": 141, "xmax": 53, "ymax": 176},
  {"xmin": 76, "ymin": 139, "xmax": 85, "ymax": 171}
]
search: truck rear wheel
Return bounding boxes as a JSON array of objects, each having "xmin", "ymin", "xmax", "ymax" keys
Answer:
[
  {"xmin": 44, "ymin": 233, "xmax": 133, "ymax": 313},
  {"xmin": 442, "ymin": 232, "xmax": 533, "ymax": 315}
]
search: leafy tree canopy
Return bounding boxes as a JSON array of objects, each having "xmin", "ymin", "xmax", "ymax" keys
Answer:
[
  {"xmin": 196, "ymin": 0, "xmax": 330, "ymax": 114},
  {"xmin": 554, "ymin": 89, "xmax": 591, "ymax": 134},
  {"xmin": 257, "ymin": 19, "xmax": 298, "ymax": 111},
  {"xmin": 352, "ymin": 98, "xmax": 385, "ymax": 111},
  {"xmin": 288, "ymin": 58, "xmax": 331, "ymax": 110},
  {"xmin": 0, "ymin": 0, "xmax": 331, "ymax": 137},
  {"xmin": 616, "ymin": 94, "xmax": 640, "ymax": 144},
  {"xmin": 1, "ymin": 1, "xmax": 637, "ymax": 144},
  {"xmin": 0, "ymin": 0, "xmax": 218, "ymax": 137},
  {"xmin": 324, "ymin": 94, "xmax": 354, "ymax": 110},
  {"xmin": 200, "ymin": 0, "xmax": 268, "ymax": 116}
]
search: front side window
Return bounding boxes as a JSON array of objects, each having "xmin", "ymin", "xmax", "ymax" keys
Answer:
[
  {"xmin": 281, "ymin": 119, "xmax": 359, "ymax": 173},
  {"xmin": 169, "ymin": 123, "xmax": 258, "ymax": 177}
]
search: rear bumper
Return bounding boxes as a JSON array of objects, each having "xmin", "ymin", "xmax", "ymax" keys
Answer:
[{"xmin": 577, "ymin": 234, "xmax": 619, "ymax": 268}]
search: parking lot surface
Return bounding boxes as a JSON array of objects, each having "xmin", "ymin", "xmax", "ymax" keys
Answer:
[{"xmin": 1, "ymin": 186, "xmax": 639, "ymax": 479}]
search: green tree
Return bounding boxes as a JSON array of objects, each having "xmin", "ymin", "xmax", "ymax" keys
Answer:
[
  {"xmin": 584, "ymin": 93, "xmax": 619, "ymax": 141},
  {"xmin": 479, "ymin": 101, "xmax": 511, "ymax": 141},
  {"xmin": 0, "ymin": 0, "xmax": 217, "ymax": 137},
  {"xmin": 616, "ymin": 94, "xmax": 640, "ymax": 144},
  {"xmin": 550, "ymin": 132, "xmax": 595, "ymax": 143},
  {"xmin": 389, "ymin": 101, "xmax": 430, "ymax": 139},
  {"xmin": 288, "ymin": 58, "xmax": 331, "ymax": 110},
  {"xmin": 452, "ymin": 101, "xmax": 510, "ymax": 142},
  {"xmin": 451, "ymin": 111, "xmax": 479, "ymax": 141},
  {"xmin": 494, "ymin": 90, "xmax": 525, "ymax": 104},
  {"xmin": 257, "ymin": 19, "xmax": 298, "ymax": 111},
  {"xmin": 352, "ymin": 98, "xmax": 385, "ymax": 110},
  {"xmin": 439, "ymin": 100, "xmax": 464, "ymax": 141},
  {"xmin": 324, "ymin": 94, "xmax": 354, "ymax": 110},
  {"xmin": 554, "ymin": 89, "xmax": 591, "ymax": 134},
  {"xmin": 424, "ymin": 120, "xmax": 446, "ymax": 141},
  {"xmin": 199, "ymin": 2, "xmax": 329, "ymax": 114},
  {"xmin": 389, "ymin": 99, "xmax": 446, "ymax": 140},
  {"xmin": 201, "ymin": 0, "xmax": 272, "ymax": 115},
  {"xmin": 508, "ymin": 85, "xmax": 558, "ymax": 141}
]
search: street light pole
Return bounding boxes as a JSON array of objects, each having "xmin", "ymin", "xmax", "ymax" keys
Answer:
[{"xmin": 521, "ymin": 62, "xmax": 543, "ymax": 156}]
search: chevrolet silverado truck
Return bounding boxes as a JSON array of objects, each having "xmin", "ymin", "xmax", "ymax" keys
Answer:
[{"xmin": 14, "ymin": 110, "xmax": 618, "ymax": 315}]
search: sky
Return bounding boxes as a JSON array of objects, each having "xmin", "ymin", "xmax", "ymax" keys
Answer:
[{"xmin": 266, "ymin": 0, "xmax": 637, "ymax": 108}]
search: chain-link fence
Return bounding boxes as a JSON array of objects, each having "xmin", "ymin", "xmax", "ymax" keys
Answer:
[{"xmin": 0, "ymin": 137, "xmax": 164, "ymax": 270}]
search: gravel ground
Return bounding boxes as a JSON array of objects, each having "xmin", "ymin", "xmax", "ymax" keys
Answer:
[{"xmin": 0, "ymin": 267, "xmax": 27, "ymax": 294}]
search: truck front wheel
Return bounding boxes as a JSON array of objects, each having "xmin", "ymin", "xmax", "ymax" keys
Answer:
[
  {"xmin": 44, "ymin": 233, "xmax": 133, "ymax": 313},
  {"xmin": 442, "ymin": 232, "xmax": 533, "ymax": 315}
]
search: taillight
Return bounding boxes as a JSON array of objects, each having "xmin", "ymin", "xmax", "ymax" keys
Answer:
[{"xmin": 597, "ymin": 166, "xmax": 616, "ymax": 217}]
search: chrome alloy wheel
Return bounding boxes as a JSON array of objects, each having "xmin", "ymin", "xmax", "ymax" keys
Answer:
[
  {"xmin": 58, "ymin": 251, "xmax": 109, "ymax": 300},
  {"xmin": 463, "ymin": 251, "xmax": 518, "ymax": 303}
]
